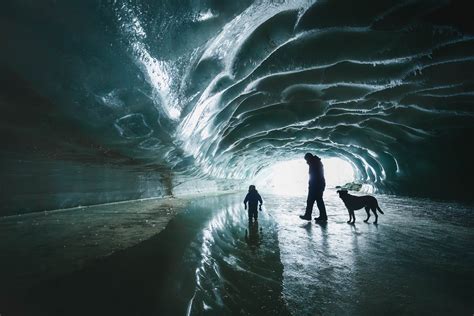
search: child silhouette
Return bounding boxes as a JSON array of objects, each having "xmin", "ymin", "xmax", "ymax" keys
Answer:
[{"xmin": 244, "ymin": 185, "xmax": 263, "ymax": 222}]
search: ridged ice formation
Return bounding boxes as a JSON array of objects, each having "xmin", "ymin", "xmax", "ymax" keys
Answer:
[
  {"xmin": 1, "ymin": 0, "xmax": 474, "ymax": 213},
  {"xmin": 176, "ymin": 0, "xmax": 474, "ymax": 195}
]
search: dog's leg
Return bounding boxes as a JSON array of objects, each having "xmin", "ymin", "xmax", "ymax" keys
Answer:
[
  {"xmin": 364, "ymin": 207, "xmax": 370, "ymax": 222},
  {"xmin": 351, "ymin": 210, "xmax": 356, "ymax": 224},
  {"xmin": 347, "ymin": 210, "xmax": 352, "ymax": 223},
  {"xmin": 372, "ymin": 207, "xmax": 378, "ymax": 224}
]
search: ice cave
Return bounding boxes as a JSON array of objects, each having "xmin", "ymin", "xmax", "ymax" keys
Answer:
[{"xmin": 0, "ymin": 0, "xmax": 473, "ymax": 315}]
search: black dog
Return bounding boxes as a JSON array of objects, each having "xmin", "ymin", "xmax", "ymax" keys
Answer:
[{"xmin": 337, "ymin": 190, "xmax": 384, "ymax": 224}]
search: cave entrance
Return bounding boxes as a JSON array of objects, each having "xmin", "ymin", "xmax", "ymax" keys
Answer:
[{"xmin": 255, "ymin": 157, "xmax": 355, "ymax": 196}]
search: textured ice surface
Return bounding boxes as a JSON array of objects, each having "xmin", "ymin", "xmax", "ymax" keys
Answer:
[
  {"xmin": 266, "ymin": 191, "xmax": 474, "ymax": 315},
  {"xmin": 2, "ymin": 0, "xmax": 474, "ymax": 215},
  {"xmin": 4, "ymin": 192, "xmax": 472, "ymax": 315}
]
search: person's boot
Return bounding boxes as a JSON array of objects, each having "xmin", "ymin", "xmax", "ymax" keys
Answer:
[
  {"xmin": 299, "ymin": 214, "xmax": 311, "ymax": 220},
  {"xmin": 314, "ymin": 216, "xmax": 327, "ymax": 221}
]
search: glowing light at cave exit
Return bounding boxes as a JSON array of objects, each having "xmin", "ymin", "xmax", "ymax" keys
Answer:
[{"xmin": 255, "ymin": 158, "xmax": 355, "ymax": 196}]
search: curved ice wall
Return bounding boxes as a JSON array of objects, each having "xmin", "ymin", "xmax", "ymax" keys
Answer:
[{"xmin": 1, "ymin": 0, "xmax": 473, "ymax": 214}]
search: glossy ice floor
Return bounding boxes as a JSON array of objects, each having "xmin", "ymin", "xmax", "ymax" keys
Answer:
[{"xmin": 1, "ymin": 189, "xmax": 473, "ymax": 315}]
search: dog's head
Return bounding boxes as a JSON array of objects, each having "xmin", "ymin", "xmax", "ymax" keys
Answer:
[{"xmin": 336, "ymin": 189, "xmax": 349, "ymax": 198}]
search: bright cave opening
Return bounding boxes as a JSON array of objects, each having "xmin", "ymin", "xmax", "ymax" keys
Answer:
[{"xmin": 255, "ymin": 157, "xmax": 355, "ymax": 196}]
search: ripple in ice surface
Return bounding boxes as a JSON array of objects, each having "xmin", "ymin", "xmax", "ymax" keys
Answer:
[{"xmin": 185, "ymin": 197, "xmax": 289, "ymax": 315}]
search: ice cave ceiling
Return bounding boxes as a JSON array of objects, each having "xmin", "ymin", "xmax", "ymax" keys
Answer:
[{"xmin": 1, "ymin": 0, "xmax": 474, "ymax": 207}]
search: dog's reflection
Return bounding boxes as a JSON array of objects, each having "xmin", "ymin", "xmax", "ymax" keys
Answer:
[{"xmin": 245, "ymin": 220, "xmax": 263, "ymax": 249}]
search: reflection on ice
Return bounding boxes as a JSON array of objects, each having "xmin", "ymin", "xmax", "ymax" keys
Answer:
[
  {"xmin": 2, "ymin": 192, "xmax": 472, "ymax": 315},
  {"xmin": 265, "ymin": 189, "xmax": 473, "ymax": 315},
  {"xmin": 186, "ymin": 198, "xmax": 288, "ymax": 315},
  {"xmin": 245, "ymin": 220, "xmax": 263, "ymax": 249},
  {"xmin": 186, "ymin": 191, "xmax": 473, "ymax": 315}
]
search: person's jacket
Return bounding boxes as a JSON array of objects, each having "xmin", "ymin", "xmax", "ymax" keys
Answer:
[
  {"xmin": 244, "ymin": 191, "xmax": 263, "ymax": 209},
  {"xmin": 308, "ymin": 157, "xmax": 325, "ymax": 189}
]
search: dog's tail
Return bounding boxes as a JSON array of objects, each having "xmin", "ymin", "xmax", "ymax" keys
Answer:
[{"xmin": 377, "ymin": 205, "xmax": 384, "ymax": 214}]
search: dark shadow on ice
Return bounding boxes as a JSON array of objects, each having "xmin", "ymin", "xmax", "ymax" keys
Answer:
[
  {"xmin": 317, "ymin": 222, "xmax": 329, "ymax": 252},
  {"xmin": 315, "ymin": 221, "xmax": 328, "ymax": 228},
  {"xmin": 301, "ymin": 221, "xmax": 312, "ymax": 231},
  {"xmin": 245, "ymin": 220, "xmax": 263, "ymax": 249}
]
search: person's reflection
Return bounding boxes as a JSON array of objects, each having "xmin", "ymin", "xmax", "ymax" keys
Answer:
[{"xmin": 245, "ymin": 220, "xmax": 263, "ymax": 249}]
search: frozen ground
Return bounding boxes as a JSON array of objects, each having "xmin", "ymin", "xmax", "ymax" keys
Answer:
[
  {"xmin": 0, "ymin": 197, "xmax": 188, "ymax": 294},
  {"xmin": 1, "ymin": 189, "xmax": 473, "ymax": 315},
  {"xmin": 266, "ymin": 190, "xmax": 474, "ymax": 315}
]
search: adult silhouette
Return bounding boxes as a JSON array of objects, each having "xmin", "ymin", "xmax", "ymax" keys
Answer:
[{"xmin": 299, "ymin": 153, "xmax": 327, "ymax": 221}]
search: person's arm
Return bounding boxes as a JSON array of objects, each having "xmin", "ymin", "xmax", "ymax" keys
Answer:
[
  {"xmin": 258, "ymin": 194, "xmax": 263, "ymax": 210},
  {"xmin": 244, "ymin": 194, "xmax": 248, "ymax": 209}
]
